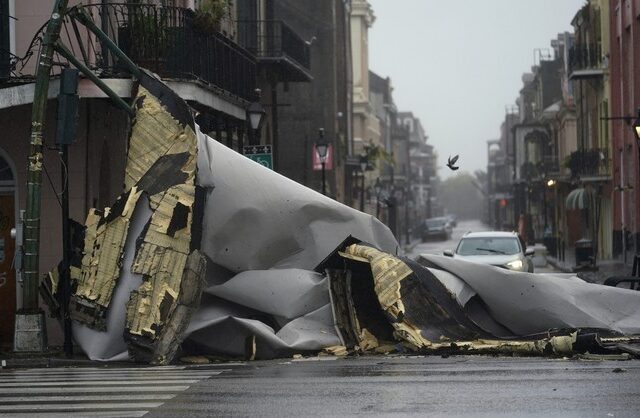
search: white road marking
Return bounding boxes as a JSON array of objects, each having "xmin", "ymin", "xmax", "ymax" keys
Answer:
[
  {"xmin": 0, "ymin": 364, "xmax": 233, "ymax": 416},
  {"xmin": 0, "ymin": 379, "xmax": 199, "ymax": 387},
  {"xmin": 0, "ymin": 371, "xmax": 222, "ymax": 382},
  {"xmin": 0, "ymin": 402, "xmax": 165, "ymax": 411},
  {"xmin": 0, "ymin": 385, "xmax": 189, "ymax": 394},
  {"xmin": 0, "ymin": 394, "xmax": 176, "ymax": 402},
  {"xmin": 0, "ymin": 412, "xmax": 149, "ymax": 418}
]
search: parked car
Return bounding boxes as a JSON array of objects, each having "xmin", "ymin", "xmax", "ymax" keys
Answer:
[
  {"xmin": 443, "ymin": 231, "xmax": 535, "ymax": 272},
  {"xmin": 445, "ymin": 214, "xmax": 457, "ymax": 227},
  {"xmin": 421, "ymin": 217, "xmax": 453, "ymax": 242}
]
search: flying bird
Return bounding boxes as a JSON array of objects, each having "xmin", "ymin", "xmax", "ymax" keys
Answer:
[{"xmin": 446, "ymin": 154, "xmax": 459, "ymax": 171}]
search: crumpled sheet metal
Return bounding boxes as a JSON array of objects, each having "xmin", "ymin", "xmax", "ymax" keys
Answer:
[
  {"xmin": 324, "ymin": 244, "xmax": 640, "ymax": 357},
  {"xmin": 195, "ymin": 131, "xmax": 399, "ymax": 272},
  {"xmin": 418, "ymin": 254, "xmax": 640, "ymax": 337},
  {"xmin": 61, "ymin": 70, "xmax": 399, "ymax": 361}
]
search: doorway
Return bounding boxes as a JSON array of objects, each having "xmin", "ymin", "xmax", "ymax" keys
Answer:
[{"xmin": 0, "ymin": 149, "xmax": 16, "ymax": 349}]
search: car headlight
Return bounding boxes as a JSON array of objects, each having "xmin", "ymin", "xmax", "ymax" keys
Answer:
[{"xmin": 505, "ymin": 259, "xmax": 523, "ymax": 270}]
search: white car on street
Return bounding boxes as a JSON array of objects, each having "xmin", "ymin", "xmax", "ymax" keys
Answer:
[{"xmin": 443, "ymin": 231, "xmax": 535, "ymax": 273}]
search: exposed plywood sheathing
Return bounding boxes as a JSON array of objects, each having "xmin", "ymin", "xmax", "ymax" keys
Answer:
[
  {"xmin": 343, "ymin": 244, "xmax": 430, "ymax": 350},
  {"xmin": 123, "ymin": 86, "xmax": 197, "ymax": 345},
  {"xmin": 69, "ymin": 188, "xmax": 142, "ymax": 329},
  {"xmin": 59, "ymin": 81, "xmax": 202, "ymax": 363}
]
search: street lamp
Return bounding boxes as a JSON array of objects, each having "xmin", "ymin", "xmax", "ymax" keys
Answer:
[
  {"xmin": 374, "ymin": 177, "xmax": 382, "ymax": 218},
  {"xmin": 246, "ymin": 89, "xmax": 265, "ymax": 146},
  {"xmin": 359, "ymin": 153, "xmax": 368, "ymax": 212},
  {"xmin": 316, "ymin": 128, "xmax": 329, "ymax": 195}
]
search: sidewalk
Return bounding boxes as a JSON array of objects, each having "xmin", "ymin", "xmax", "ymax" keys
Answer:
[
  {"xmin": 547, "ymin": 247, "xmax": 632, "ymax": 284},
  {"xmin": 0, "ymin": 347, "xmax": 98, "ymax": 369}
]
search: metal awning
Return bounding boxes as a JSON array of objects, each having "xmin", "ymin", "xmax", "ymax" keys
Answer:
[{"xmin": 565, "ymin": 187, "xmax": 594, "ymax": 210}]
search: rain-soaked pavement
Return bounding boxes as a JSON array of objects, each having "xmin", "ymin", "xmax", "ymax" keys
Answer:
[{"xmin": 150, "ymin": 355, "xmax": 640, "ymax": 416}]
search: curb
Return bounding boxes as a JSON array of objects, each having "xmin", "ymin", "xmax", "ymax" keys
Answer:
[{"xmin": 546, "ymin": 257, "xmax": 573, "ymax": 273}]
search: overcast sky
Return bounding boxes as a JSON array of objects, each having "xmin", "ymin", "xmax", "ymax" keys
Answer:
[{"xmin": 368, "ymin": 0, "xmax": 586, "ymax": 179}]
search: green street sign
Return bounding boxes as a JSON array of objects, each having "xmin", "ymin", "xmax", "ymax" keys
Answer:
[{"xmin": 243, "ymin": 145, "xmax": 273, "ymax": 170}]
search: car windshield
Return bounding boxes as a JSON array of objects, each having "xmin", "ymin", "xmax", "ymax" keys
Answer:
[
  {"xmin": 456, "ymin": 237, "xmax": 521, "ymax": 256},
  {"xmin": 426, "ymin": 218, "xmax": 447, "ymax": 228}
]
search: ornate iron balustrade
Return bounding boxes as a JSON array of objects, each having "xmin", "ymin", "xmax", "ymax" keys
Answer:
[
  {"xmin": 565, "ymin": 148, "xmax": 610, "ymax": 178},
  {"xmin": 8, "ymin": 3, "xmax": 257, "ymax": 101},
  {"xmin": 569, "ymin": 43, "xmax": 604, "ymax": 74},
  {"xmin": 236, "ymin": 20, "xmax": 310, "ymax": 80}
]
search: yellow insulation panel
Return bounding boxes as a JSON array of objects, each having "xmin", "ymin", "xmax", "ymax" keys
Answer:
[{"xmin": 124, "ymin": 86, "xmax": 197, "ymax": 341}]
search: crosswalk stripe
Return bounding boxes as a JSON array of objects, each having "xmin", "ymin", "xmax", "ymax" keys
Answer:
[
  {"xmin": 0, "ymin": 379, "xmax": 199, "ymax": 387},
  {"xmin": 0, "ymin": 363, "xmax": 235, "ymax": 416},
  {"xmin": 0, "ymin": 394, "xmax": 176, "ymax": 402},
  {"xmin": 0, "ymin": 385, "xmax": 189, "ymax": 394},
  {"xmin": 0, "ymin": 412, "xmax": 148, "ymax": 418},
  {"xmin": 0, "ymin": 402, "xmax": 165, "ymax": 411},
  {"xmin": 0, "ymin": 371, "xmax": 222, "ymax": 382}
]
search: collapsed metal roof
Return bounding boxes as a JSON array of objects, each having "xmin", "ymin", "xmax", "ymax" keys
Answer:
[{"xmin": 42, "ymin": 71, "xmax": 640, "ymax": 364}]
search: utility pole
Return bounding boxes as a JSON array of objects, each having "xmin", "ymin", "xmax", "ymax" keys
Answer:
[
  {"xmin": 56, "ymin": 68, "xmax": 79, "ymax": 358},
  {"xmin": 15, "ymin": 0, "xmax": 69, "ymax": 352}
]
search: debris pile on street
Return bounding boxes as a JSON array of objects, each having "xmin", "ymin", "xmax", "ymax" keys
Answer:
[{"xmin": 42, "ymin": 72, "xmax": 640, "ymax": 364}]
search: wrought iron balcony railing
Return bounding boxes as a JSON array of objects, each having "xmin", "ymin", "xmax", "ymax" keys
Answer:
[
  {"xmin": 236, "ymin": 20, "xmax": 311, "ymax": 82},
  {"xmin": 565, "ymin": 148, "xmax": 610, "ymax": 178},
  {"xmin": 8, "ymin": 3, "xmax": 257, "ymax": 102},
  {"xmin": 568, "ymin": 44, "xmax": 605, "ymax": 76}
]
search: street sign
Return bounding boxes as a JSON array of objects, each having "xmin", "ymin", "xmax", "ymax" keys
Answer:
[{"xmin": 243, "ymin": 145, "xmax": 273, "ymax": 170}]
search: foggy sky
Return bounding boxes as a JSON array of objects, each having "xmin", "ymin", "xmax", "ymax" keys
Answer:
[{"xmin": 367, "ymin": 0, "xmax": 586, "ymax": 179}]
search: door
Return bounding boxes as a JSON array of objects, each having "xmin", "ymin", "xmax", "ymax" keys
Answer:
[{"xmin": 0, "ymin": 194, "xmax": 15, "ymax": 348}]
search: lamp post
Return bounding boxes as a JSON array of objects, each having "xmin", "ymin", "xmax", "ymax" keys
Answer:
[
  {"xmin": 316, "ymin": 128, "xmax": 329, "ymax": 195},
  {"xmin": 359, "ymin": 153, "xmax": 368, "ymax": 212},
  {"xmin": 404, "ymin": 186, "xmax": 411, "ymax": 245},
  {"xmin": 374, "ymin": 177, "xmax": 382, "ymax": 218},
  {"xmin": 246, "ymin": 89, "xmax": 265, "ymax": 146}
]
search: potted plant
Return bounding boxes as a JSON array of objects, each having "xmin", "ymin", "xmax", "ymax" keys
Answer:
[{"xmin": 193, "ymin": 0, "xmax": 230, "ymax": 36}]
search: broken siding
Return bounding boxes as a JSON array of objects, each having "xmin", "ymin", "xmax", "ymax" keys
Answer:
[
  {"xmin": 123, "ymin": 86, "xmax": 198, "ymax": 346},
  {"xmin": 69, "ymin": 189, "xmax": 142, "ymax": 329}
]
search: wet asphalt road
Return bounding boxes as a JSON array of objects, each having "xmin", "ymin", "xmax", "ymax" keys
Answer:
[{"xmin": 150, "ymin": 356, "xmax": 640, "ymax": 417}]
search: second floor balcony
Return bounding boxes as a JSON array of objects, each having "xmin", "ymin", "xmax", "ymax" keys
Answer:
[
  {"xmin": 7, "ymin": 3, "xmax": 258, "ymax": 102},
  {"xmin": 569, "ymin": 43, "xmax": 606, "ymax": 79},
  {"xmin": 565, "ymin": 148, "xmax": 610, "ymax": 180},
  {"xmin": 236, "ymin": 20, "xmax": 312, "ymax": 82}
]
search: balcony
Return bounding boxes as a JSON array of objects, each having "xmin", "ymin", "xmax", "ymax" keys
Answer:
[
  {"xmin": 236, "ymin": 20, "xmax": 312, "ymax": 82},
  {"xmin": 568, "ymin": 44, "xmax": 605, "ymax": 79},
  {"xmin": 8, "ymin": 3, "xmax": 257, "ymax": 102},
  {"xmin": 565, "ymin": 148, "xmax": 610, "ymax": 180}
]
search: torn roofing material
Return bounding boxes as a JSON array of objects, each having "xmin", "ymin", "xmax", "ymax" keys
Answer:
[
  {"xmin": 49, "ymin": 69, "xmax": 398, "ymax": 363},
  {"xmin": 43, "ymin": 68, "xmax": 640, "ymax": 364},
  {"xmin": 319, "ymin": 242, "xmax": 640, "ymax": 357},
  {"xmin": 47, "ymin": 70, "xmax": 206, "ymax": 363}
]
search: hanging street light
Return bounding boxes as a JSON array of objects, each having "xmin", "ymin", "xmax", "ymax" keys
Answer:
[
  {"xmin": 316, "ymin": 128, "xmax": 329, "ymax": 195},
  {"xmin": 247, "ymin": 88, "xmax": 266, "ymax": 145}
]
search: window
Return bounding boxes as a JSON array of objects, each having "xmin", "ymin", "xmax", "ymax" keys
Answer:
[
  {"xmin": 0, "ymin": 154, "xmax": 13, "ymax": 183},
  {"xmin": 456, "ymin": 237, "xmax": 522, "ymax": 256},
  {"xmin": 0, "ymin": 0, "xmax": 9, "ymax": 79}
]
